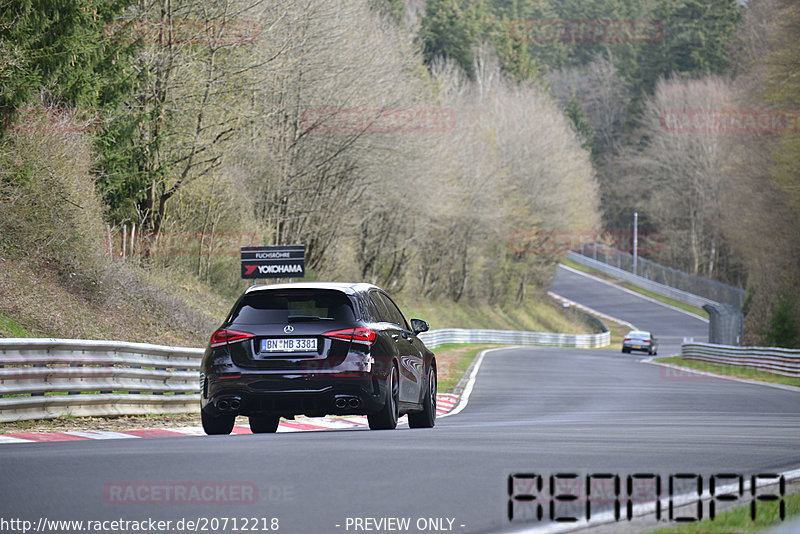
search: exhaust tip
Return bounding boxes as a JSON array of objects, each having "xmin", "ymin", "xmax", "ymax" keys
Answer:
[
  {"xmin": 335, "ymin": 398, "xmax": 347, "ymax": 409},
  {"xmin": 348, "ymin": 398, "xmax": 360, "ymax": 408},
  {"xmin": 217, "ymin": 399, "xmax": 230, "ymax": 411},
  {"xmin": 229, "ymin": 399, "xmax": 241, "ymax": 411}
]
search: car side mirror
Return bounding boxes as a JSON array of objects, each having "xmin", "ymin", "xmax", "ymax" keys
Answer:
[{"xmin": 410, "ymin": 318, "xmax": 429, "ymax": 335}]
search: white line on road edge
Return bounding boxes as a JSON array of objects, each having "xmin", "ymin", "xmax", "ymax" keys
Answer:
[
  {"xmin": 558, "ymin": 264, "xmax": 709, "ymax": 323},
  {"xmin": 548, "ymin": 291, "xmax": 636, "ymax": 330},
  {"xmin": 507, "ymin": 468, "xmax": 800, "ymax": 534},
  {"xmin": 642, "ymin": 358, "xmax": 800, "ymax": 393},
  {"xmin": 439, "ymin": 347, "xmax": 509, "ymax": 419}
]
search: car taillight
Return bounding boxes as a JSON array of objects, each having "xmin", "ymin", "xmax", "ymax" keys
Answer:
[
  {"xmin": 644, "ymin": 339, "xmax": 651, "ymax": 343},
  {"xmin": 323, "ymin": 327, "xmax": 377, "ymax": 346},
  {"xmin": 210, "ymin": 329, "xmax": 255, "ymax": 348},
  {"xmin": 624, "ymin": 338, "xmax": 630, "ymax": 342}
]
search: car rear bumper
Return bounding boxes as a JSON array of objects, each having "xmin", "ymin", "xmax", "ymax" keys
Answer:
[
  {"xmin": 622, "ymin": 344, "xmax": 652, "ymax": 352},
  {"xmin": 202, "ymin": 372, "xmax": 387, "ymax": 418}
]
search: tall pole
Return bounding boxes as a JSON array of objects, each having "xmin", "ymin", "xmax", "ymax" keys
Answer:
[{"xmin": 633, "ymin": 211, "xmax": 638, "ymax": 275}]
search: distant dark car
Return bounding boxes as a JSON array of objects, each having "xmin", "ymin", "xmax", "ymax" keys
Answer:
[
  {"xmin": 200, "ymin": 282, "xmax": 437, "ymax": 434},
  {"xmin": 621, "ymin": 330, "xmax": 658, "ymax": 355}
]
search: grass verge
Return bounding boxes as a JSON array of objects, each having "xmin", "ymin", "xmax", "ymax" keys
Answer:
[
  {"xmin": 561, "ymin": 258, "xmax": 709, "ymax": 320},
  {"xmin": 654, "ymin": 356, "xmax": 800, "ymax": 387},
  {"xmin": 650, "ymin": 491, "xmax": 800, "ymax": 533},
  {"xmin": 433, "ymin": 343, "xmax": 500, "ymax": 394},
  {"xmin": 0, "ymin": 311, "xmax": 30, "ymax": 337},
  {"xmin": 402, "ymin": 294, "xmax": 596, "ymax": 335},
  {"xmin": 0, "ymin": 412, "xmax": 203, "ymax": 433}
]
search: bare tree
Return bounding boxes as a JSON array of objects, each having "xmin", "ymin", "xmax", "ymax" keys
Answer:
[
  {"xmin": 720, "ymin": 0, "xmax": 800, "ymax": 341},
  {"xmin": 110, "ymin": 0, "xmax": 273, "ymax": 236},
  {"xmin": 621, "ymin": 75, "xmax": 733, "ymax": 278},
  {"xmin": 414, "ymin": 46, "xmax": 600, "ymax": 303},
  {"xmin": 548, "ymin": 51, "xmax": 631, "ymax": 160}
]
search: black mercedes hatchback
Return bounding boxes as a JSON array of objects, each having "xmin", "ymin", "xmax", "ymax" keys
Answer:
[{"xmin": 200, "ymin": 282, "xmax": 437, "ymax": 434}]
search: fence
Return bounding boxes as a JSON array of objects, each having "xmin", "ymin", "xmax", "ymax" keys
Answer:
[
  {"xmin": 0, "ymin": 327, "xmax": 609, "ymax": 422},
  {"xmin": 682, "ymin": 342, "xmax": 800, "ymax": 378},
  {"xmin": 567, "ymin": 252, "xmax": 717, "ymax": 309},
  {"xmin": 573, "ymin": 244, "xmax": 745, "ymax": 309}
]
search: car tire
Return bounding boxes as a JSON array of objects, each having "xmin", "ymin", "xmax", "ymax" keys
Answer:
[
  {"xmin": 202, "ymin": 409, "xmax": 235, "ymax": 435},
  {"xmin": 368, "ymin": 364, "xmax": 399, "ymax": 430},
  {"xmin": 409, "ymin": 365, "xmax": 437, "ymax": 429},
  {"xmin": 249, "ymin": 415, "xmax": 280, "ymax": 434},
  {"xmin": 622, "ymin": 347, "xmax": 630, "ymax": 354}
]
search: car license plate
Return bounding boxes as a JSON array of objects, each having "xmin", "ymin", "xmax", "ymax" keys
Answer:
[
  {"xmin": 634, "ymin": 345, "xmax": 642, "ymax": 349},
  {"xmin": 261, "ymin": 338, "xmax": 317, "ymax": 352}
]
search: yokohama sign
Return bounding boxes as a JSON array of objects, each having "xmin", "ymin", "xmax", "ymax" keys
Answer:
[{"xmin": 241, "ymin": 245, "xmax": 305, "ymax": 279}]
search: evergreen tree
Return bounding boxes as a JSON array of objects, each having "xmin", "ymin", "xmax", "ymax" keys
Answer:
[
  {"xmin": 372, "ymin": 0, "xmax": 406, "ymax": 24},
  {"xmin": 419, "ymin": 0, "xmax": 477, "ymax": 76},
  {"xmin": 762, "ymin": 0, "xmax": 800, "ymax": 221},
  {"xmin": 0, "ymin": 0, "xmax": 144, "ymax": 223},
  {"xmin": 625, "ymin": 0, "xmax": 742, "ymax": 97},
  {"xmin": 0, "ymin": 0, "xmax": 134, "ymax": 113},
  {"xmin": 763, "ymin": 296, "xmax": 799, "ymax": 349}
]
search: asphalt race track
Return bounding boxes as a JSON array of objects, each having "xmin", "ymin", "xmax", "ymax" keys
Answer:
[
  {"xmin": 1, "ymin": 267, "xmax": 798, "ymax": 534},
  {"xmin": 551, "ymin": 264, "xmax": 709, "ymax": 355}
]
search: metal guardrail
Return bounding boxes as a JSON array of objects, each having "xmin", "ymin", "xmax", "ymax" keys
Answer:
[
  {"xmin": 0, "ymin": 339, "xmax": 203, "ymax": 422},
  {"xmin": 682, "ymin": 342, "xmax": 800, "ymax": 378},
  {"xmin": 0, "ymin": 327, "xmax": 609, "ymax": 422},
  {"xmin": 571, "ymin": 245, "xmax": 745, "ymax": 309},
  {"xmin": 566, "ymin": 252, "xmax": 716, "ymax": 309},
  {"xmin": 418, "ymin": 328, "xmax": 609, "ymax": 349}
]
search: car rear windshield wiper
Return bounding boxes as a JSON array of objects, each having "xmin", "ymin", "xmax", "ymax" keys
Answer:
[{"xmin": 287, "ymin": 315, "xmax": 334, "ymax": 322}]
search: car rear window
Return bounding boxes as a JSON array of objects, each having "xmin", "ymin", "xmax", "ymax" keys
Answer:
[
  {"xmin": 227, "ymin": 290, "xmax": 355, "ymax": 325},
  {"xmin": 629, "ymin": 332, "xmax": 650, "ymax": 339}
]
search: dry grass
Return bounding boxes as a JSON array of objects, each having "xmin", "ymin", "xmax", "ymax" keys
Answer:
[
  {"xmin": 0, "ymin": 122, "xmax": 229, "ymax": 345},
  {"xmin": 0, "ymin": 252, "xmax": 225, "ymax": 346},
  {"xmin": 434, "ymin": 344, "xmax": 499, "ymax": 393},
  {"xmin": 0, "ymin": 413, "xmax": 203, "ymax": 433}
]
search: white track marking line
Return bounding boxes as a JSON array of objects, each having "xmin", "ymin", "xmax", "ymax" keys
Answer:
[
  {"xmin": 164, "ymin": 426, "xmax": 208, "ymax": 436},
  {"xmin": 63, "ymin": 430, "xmax": 140, "ymax": 440},
  {"xmin": 559, "ymin": 264, "xmax": 709, "ymax": 323},
  {"xmin": 548, "ymin": 291, "xmax": 636, "ymax": 330},
  {"xmin": 0, "ymin": 435, "xmax": 34, "ymax": 443},
  {"xmin": 440, "ymin": 347, "xmax": 507, "ymax": 419}
]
